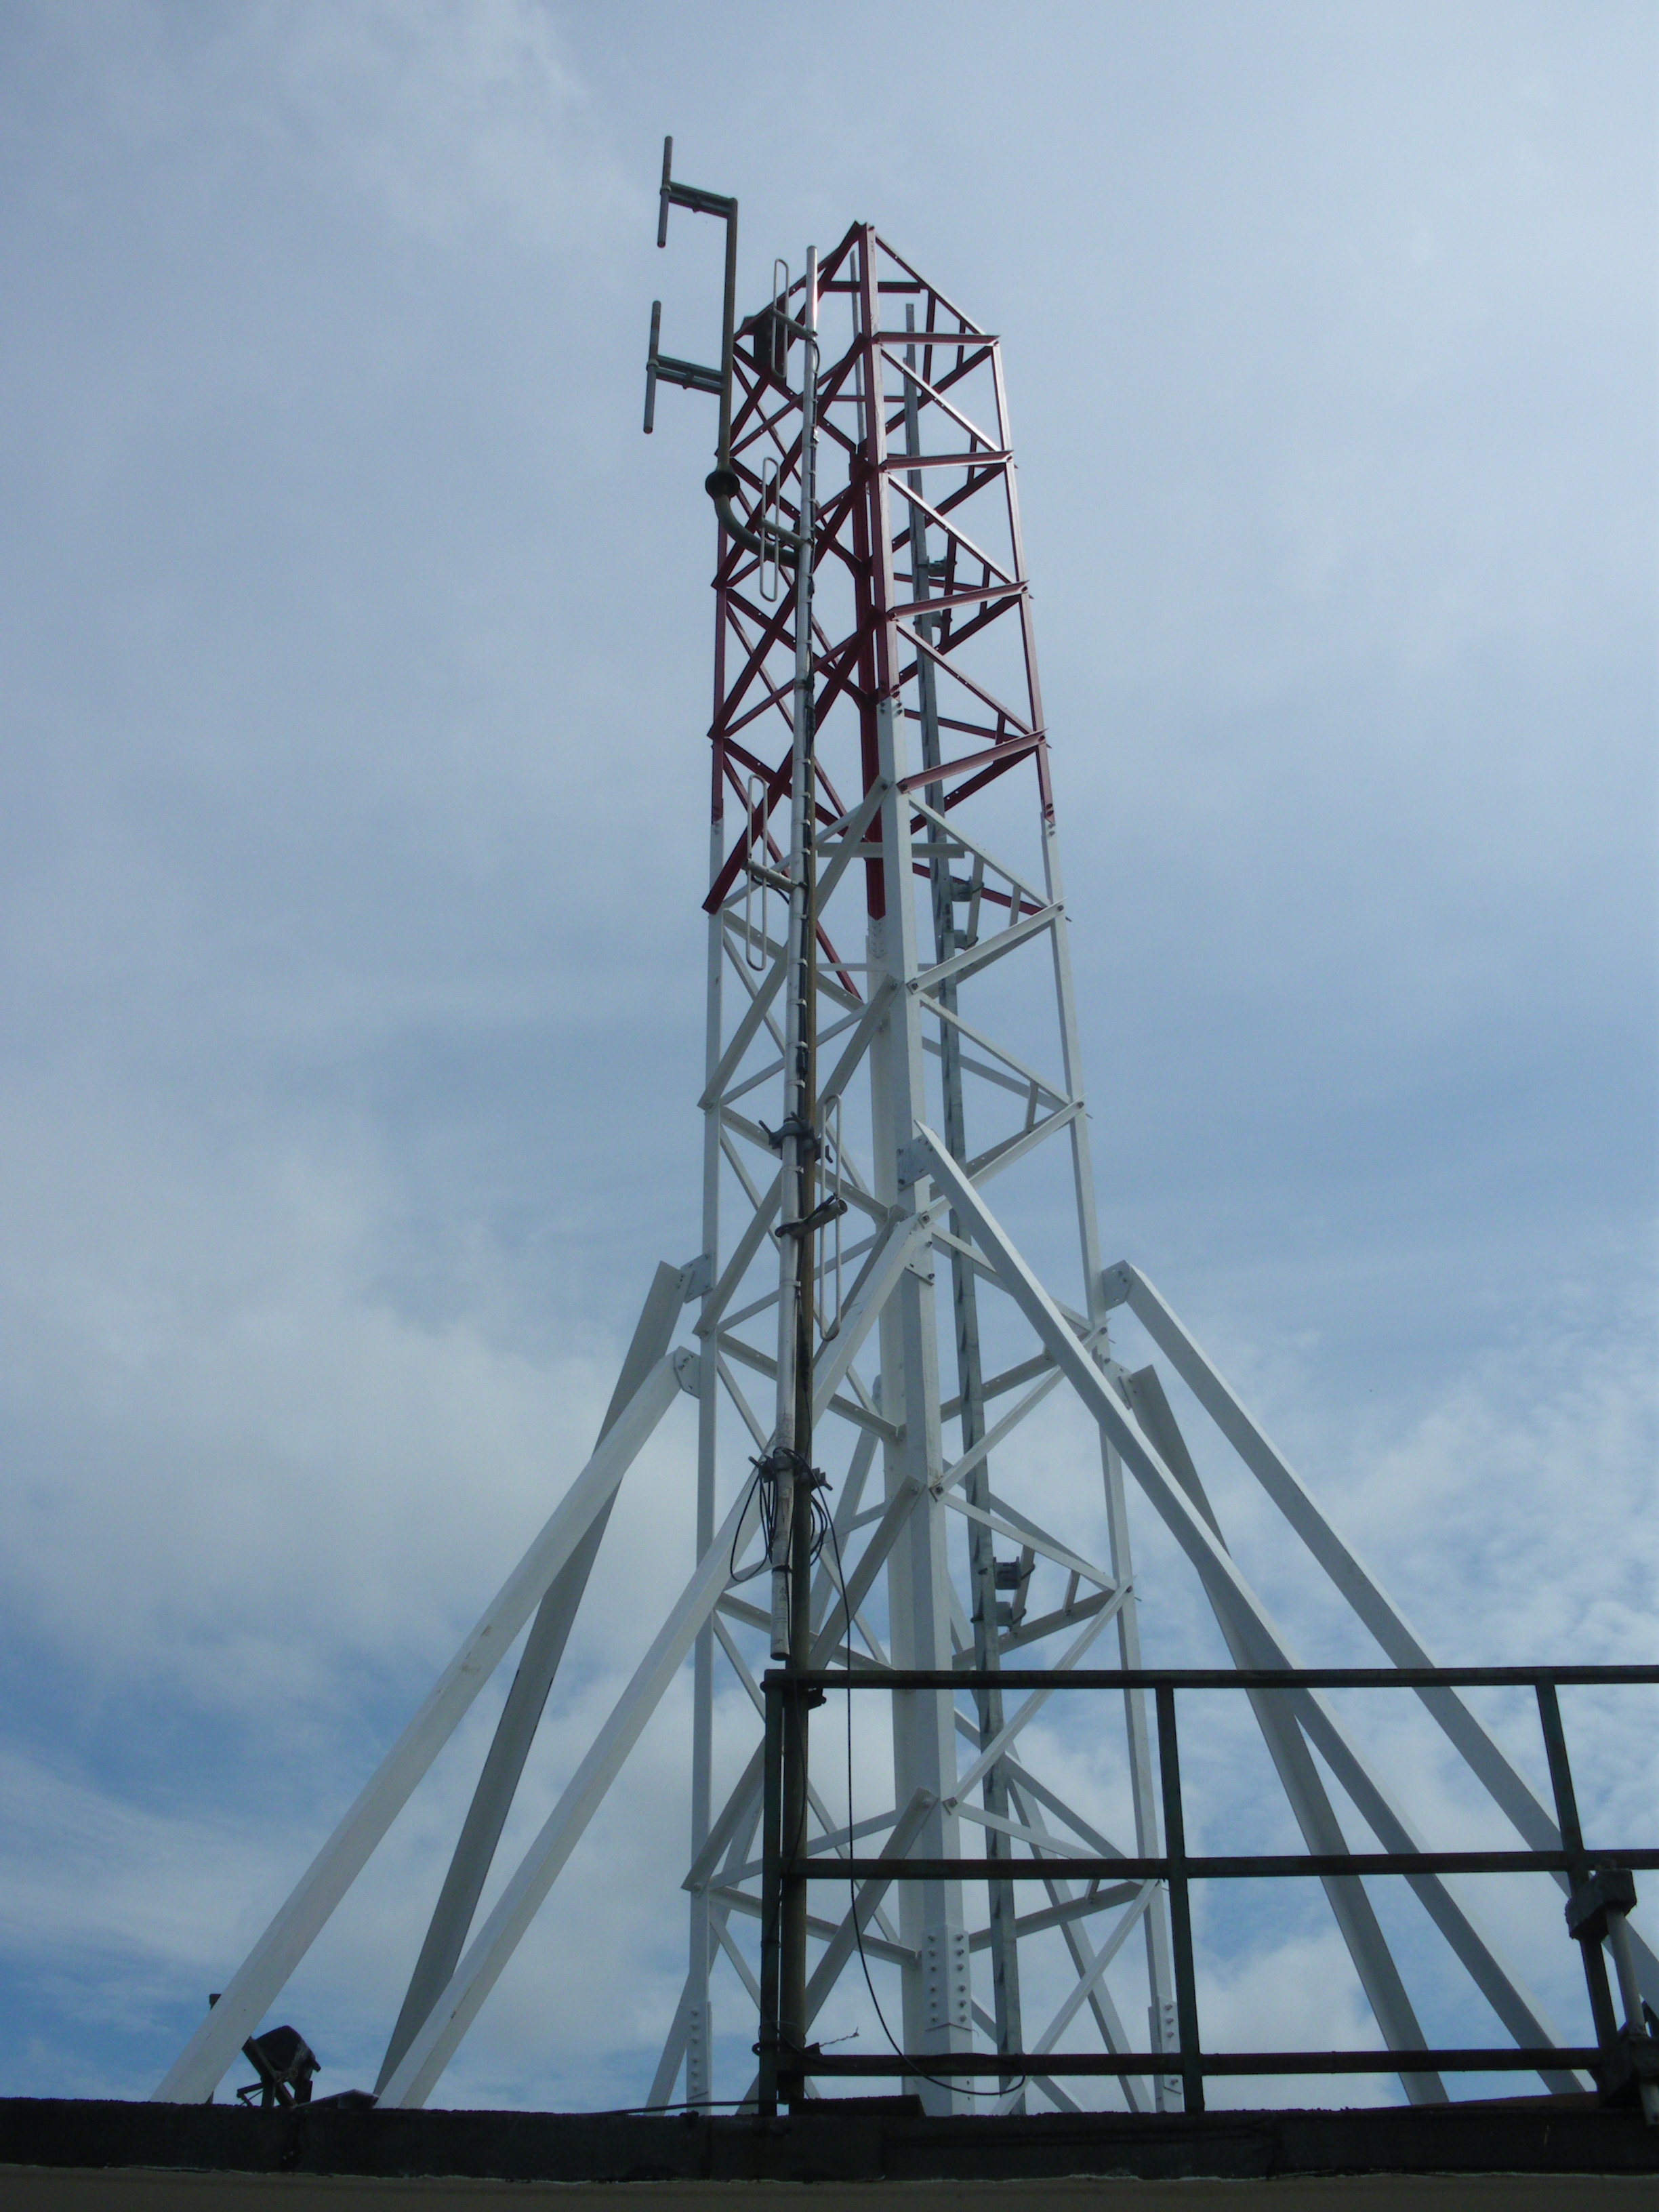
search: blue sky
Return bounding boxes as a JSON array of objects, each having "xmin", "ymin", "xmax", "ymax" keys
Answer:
[{"xmin": 0, "ymin": 1, "xmax": 1653, "ymax": 2110}]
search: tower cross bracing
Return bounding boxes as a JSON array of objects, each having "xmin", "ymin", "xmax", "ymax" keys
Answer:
[{"xmin": 150, "ymin": 188, "xmax": 1658, "ymax": 2121}]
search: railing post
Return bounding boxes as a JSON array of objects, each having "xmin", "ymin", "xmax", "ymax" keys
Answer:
[
  {"xmin": 1536, "ymin": 1679, "xmax": 1620, "ymax": 2059},
  {"xmin": 758, "ymin": 1671, "xmax": 784, "ymax": 2119},
  {"xmin": 1155, "ymin": 1683, "xmax": 1204, "ymax": 2115}
]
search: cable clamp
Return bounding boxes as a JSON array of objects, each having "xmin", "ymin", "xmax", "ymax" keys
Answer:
[
  {"xmin": 777, "ymin": 1195, "xmax": 848, "ymax": 1240},
  {"xmin": 760, "ymin": 1114, "xmax": 822, "ymax": 1158}
]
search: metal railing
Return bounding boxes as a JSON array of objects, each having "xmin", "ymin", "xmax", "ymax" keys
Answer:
[{"xmin": 756, "ymin": 1664, "xmax": 1659, "ymax": 2118}]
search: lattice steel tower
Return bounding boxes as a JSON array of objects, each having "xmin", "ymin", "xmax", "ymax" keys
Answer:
[{"xmin": 154, "ymin": 150, "xmax": 1658, "ymax": 2120}]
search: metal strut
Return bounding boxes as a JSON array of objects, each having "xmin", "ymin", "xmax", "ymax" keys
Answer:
[{"xmin": 765, "ymin": 245, "xmax": 821, "ymax": 2112}]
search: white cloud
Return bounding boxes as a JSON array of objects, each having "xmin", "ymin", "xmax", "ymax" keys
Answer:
[
  {"xmin": 31, "ymin": 0, "xmax": 634, "ymax": 251},
  {"xmin": 0, "ymin": 0, "xmax": 1650, "ymax": 2118},
  {"xmin": 0, "ymin": 1087, "xmax": 637, "ymax": 1710},
  {"xmin": 243, "ymin": 0, "xmax": 635, "ymax": 248}
]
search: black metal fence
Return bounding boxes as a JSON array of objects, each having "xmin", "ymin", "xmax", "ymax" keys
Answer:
[{"xmin": 756, "ymin": 1664, "xmax": 1659, "ymax": 2117}]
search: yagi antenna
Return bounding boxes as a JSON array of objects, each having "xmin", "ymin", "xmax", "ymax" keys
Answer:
[{"xmin": 644, "ymin": 135, "xmax": 805, "ymax": 567}]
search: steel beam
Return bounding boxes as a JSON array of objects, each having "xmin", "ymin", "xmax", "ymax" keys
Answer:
[
  {"xmin": 377, "ymin": 1262, "xmax": 692, "ymax": 2093},
  {"xmin": 915, "ymin": 1130, "xmax": 1584, "ymax": 2094},
  {"xmin": 1121, "ymin": 1364, "xmax": 1446, "ymax": 2106},
  {"xmin": 380, "ymin": 1471, "xmax": 766, "ymax": 2108},
  {"xmin": 153, "ymin": 1353, "xmax": 684, "ymax": 2105},
  {"xmin": 1107, "ymin": 1263, "xmax": 1659, "ymax": 2004}
]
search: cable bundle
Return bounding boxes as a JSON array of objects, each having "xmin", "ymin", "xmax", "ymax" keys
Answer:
[{"xmin": 729, "ymin": 1448, "xmax": 832, "ymax": 1586}]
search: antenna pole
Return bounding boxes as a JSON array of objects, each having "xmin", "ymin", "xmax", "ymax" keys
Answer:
[{"xmin": 770, "ymin": 245, "xmax": 819, "ymax": 2109}]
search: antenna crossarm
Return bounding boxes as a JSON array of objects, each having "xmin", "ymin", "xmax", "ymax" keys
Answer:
[{"xmin": 646, "ymin": 135, "xmax": 811, "ymax": 565}]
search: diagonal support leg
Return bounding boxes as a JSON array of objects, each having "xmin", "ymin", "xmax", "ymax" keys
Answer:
[
  {"xmin": 914, "ymin": 1126, "xmax": 1584, "ymax": 2097},
  {"xmin": 377, "ymin": 1262, "xmax": 693, "ymax": 2092},
  {"xmin": 1123, "ymin": 1366, "xmax": 1446, "ymax": 2105},
  {"xmin": 1107, "ymin": 1261, "xmax": 1659, "ymax": 2006},
  {"xmin": 380, "ymin": 1471, "xmax": 766, "ymax": 2108},
  {"xmin": 152, "ymin": 1347, "xmax": 686, "ymax": 2105},
  {"xmin": 646, "ymin": 1978, "xmax": 697, "ymax": 2111}
]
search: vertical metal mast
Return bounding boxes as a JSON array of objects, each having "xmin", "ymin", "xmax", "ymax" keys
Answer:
[
  {"xmin": 768, "ymin": 251, "xmax": 819, "ymax": 1663},
  {"xmin": 853, "ymin": 237, "xmax": 973, "ymax": 2102},
  {"xmin": 684, "ymin": 537, "xmax": 728, "ymax": 2117},
  {"xmin": 901, "ymin": 304, "xmax": 1023, "ymax": 2099},
  {"xmin": 768, "ymin": 247, "xmax": 821, "ymax": 2109}
]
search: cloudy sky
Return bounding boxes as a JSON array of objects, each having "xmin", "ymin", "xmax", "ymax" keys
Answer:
[{"xmin": 0, "ymin": 0, "xmax": 1654, "ymax": 2112}]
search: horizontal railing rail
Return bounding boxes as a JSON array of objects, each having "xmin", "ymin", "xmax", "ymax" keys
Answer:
[
  {"xmin": 755, "ymin": 1663, "xmax": 1659, "ymax": 2120},
  {"xmin": 785, "ymin": 2047, "xmax": 1606, "ymax": 2077},
  {"xmin": 780, "ymin": 1664, "xmax": 1659, "ymax": 1690},
  {"xmin": 805, "ymin": 1853, "xmax": 1659, "ymax": 1879}
]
